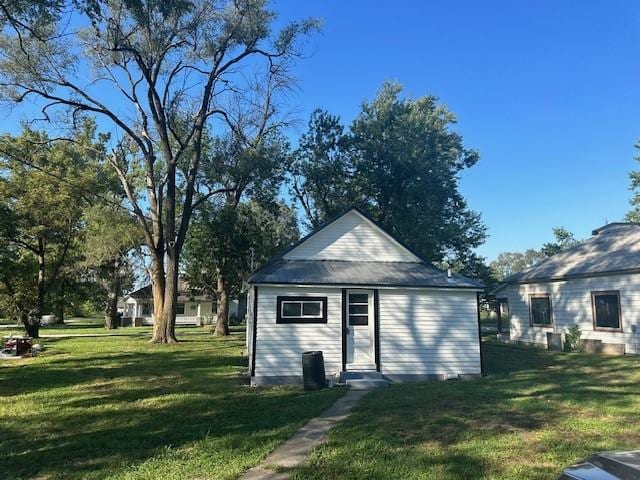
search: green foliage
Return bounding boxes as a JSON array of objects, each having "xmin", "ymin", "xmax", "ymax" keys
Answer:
[
  {"xmin": 490, "ymin": 249, "xmax": 547, "ymax": 281},
  {"xmin": 626, "ymin": 142, "xmax": 640, "ymax": 223},
  {"xmin": 490, "ymin": 227, "xmax": 580, "ymax": 281},
  {"xmin": 0, "ymin": 124, "xmax": 105, "ymax": 327},
  {"xmin": 541, "ymin": 227, "xmax": 579, "ymax": 257},
  {"xmin": 293, "ymin": 81, "xmax": 486, "ymax": 270},
  {"xmin": 564, "ymin": 325, "xmax": 582, "ymax": 352},
  {"xmin": 183, "ymin": 201, "xmax": 298, "ymax": 297},
  {"xmin": 0, "ymin": 0, "xmax": 319, "ymax": 339}
]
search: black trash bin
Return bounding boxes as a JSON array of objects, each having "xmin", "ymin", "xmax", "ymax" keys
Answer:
[{"xmin": 302, "ymin": 351, "xmax": 327, "ymax": 390}]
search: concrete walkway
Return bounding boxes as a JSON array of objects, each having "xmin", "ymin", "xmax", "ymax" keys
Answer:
[{"xmin": 241, "ymin": 389, "xmax": 369, "ymax": 480}]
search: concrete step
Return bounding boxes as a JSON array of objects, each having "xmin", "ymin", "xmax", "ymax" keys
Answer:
[
  {"xmin": 340, "ymin": 370, "xmax": 384, "ymax": 381},
  {"xmin": 345, "ymin": 378, "xmax": 390, "ymax": 390}
]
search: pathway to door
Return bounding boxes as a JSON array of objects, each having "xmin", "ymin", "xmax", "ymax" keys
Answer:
[{"xmin": 241, "ymin": 389, "xmax": 369, "ymax": 480}]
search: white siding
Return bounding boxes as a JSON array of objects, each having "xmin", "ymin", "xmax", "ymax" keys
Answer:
[
  {"xmin": 253, "ymin": 286, "xmax": 343, "ymax": 379},
  {"xmin": 379, "ymin": 289, "xmax": 481, "ymax": 375},
  {"xmin": 502, "ymin": 273, "xmax": 640, "ymax": 354},
  {"xmin": 283, "ymin": 210, "xmax": 419, "ymax": 262}
]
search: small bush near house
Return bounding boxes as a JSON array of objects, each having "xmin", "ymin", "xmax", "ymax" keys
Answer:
[{"xmin": 564, "ymin": 325, "xmax": 582, "ymax": 352}]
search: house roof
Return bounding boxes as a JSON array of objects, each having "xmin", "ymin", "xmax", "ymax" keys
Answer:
[
  {"xmin": 499, "ymin": 222, "xmax": 640, "ymax": 285},
  {"xmin": 124, "ymin": 282, "xmax": 213, "ymax": 301},
  {"xmin": 249, "ymin": 207, "xmax": 483, "ymax": 289},
  {"xmin": 249, "ymin": 259, "xmax": 483, "ymax": 289}
]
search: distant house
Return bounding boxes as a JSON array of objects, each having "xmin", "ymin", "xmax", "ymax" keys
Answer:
[
  {"xmin": 246, "ymin": 207, "xmax": 484, "ymax": 386},
  {"xmin": 493, "ymin": 223, "xmax": 640, "ymax": 354},
  {"xmin": 119, "ymin": 280, "xmax": 246, "ymax": 327}
]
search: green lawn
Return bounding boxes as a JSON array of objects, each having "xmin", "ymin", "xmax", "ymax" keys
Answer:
[
  {"xmin": 291, "ymin": 341, "xmax": 640, "ymax": 480},
  {"xmin": 0, "ymin": 328, "xmax": 343, "ymax": 480},
  {"xmin": 1, "ymin": 316, "xmax": 154, "ymax": 336}
]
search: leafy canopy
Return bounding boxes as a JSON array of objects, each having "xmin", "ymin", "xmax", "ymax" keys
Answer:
[{"xmin": 293, "ymin": 81, "xmax": 486, "ymax": 269}]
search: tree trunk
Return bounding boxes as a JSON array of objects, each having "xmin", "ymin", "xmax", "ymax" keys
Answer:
[
  {"xmin": 36, "ymin": 238, "xmax": 45, "ymax": 316},
  {"xmin": 150, "ymin": 250, "xmax": 178, "ymax": 343},
  {"xmin": 214, "ymin": 274, "xmax": 230, "ymax": 337},
  {"xmin": 54, "ymin": 280, "xmax": 65, "ymax": 324},
  {"xmin": 149, "ymin": 253, "xmax": 169, "ymax": 342},
  {"xmin": 105, "ymin": 259, "xmax": 120, "ymax": 329},
  {"xmin": 21, "ymin": 311, "xmax": 39, "ymax": 338}
]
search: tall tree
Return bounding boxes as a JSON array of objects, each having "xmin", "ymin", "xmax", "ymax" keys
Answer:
[
  {"xmin": 490, "ymin": 227, "xmax": 579, "ymax": 281},
  {"xmin": 540, "ymin": 227, "xmax": 579, "ymax": 257},
  {"xmin": 489, "ymin": 249, "xmax": 547, "ymax": 282},
  {"xmin": 82, "ymin": 203, "xmax": 140, "ymax": 329},
  {"xmin": 0, "ymin": 0, "xmax": 318, "ymax": 343},
  {"xmin": 626, "ymin": 144, "xmax": 640, "ymax": 222},
  {"xmin": 0, "ymin": 126, "xmax": 101, "ymax": 337},
  {"xmin": 193, "ymin": 115, "xmax": 291, "ymax": 335},
  {"xmin": 292, "ymin": 82, "xmax": 486, "ymax": 268},
  {"xmin": 183, "ymin": 201, "xmax": 298, "ymax": 335}
]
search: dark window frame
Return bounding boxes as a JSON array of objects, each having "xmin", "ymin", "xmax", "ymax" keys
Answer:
[
  {"xmin": 176, "ymin": 302, "xmax": 185, "ymax": 315},
  {"xmin": 591, "ymin": 290, "xmax": 623, "ymax": 332},
  {"xmin": 276, "ymin": 296, "xmax": 328, "ymax": 324},
  {"xmin": 529, "ymin": 294, "xmax": 553, "ymax": 327},
  {"xmin": 348, "ymin": 292, "xmax": 370, "ymax": 326}
]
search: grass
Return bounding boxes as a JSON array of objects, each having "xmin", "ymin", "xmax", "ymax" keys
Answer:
[
  {"xmin": 0, "ymin": 316, "xmax": 154, "ymax": 336},
  {"xmin": 0, "ymin": 327, "xmax": 343, "ymax": 480},
  {"xmin": 290, "ymin": 340, "xmax": 640, "ymax": 480}
]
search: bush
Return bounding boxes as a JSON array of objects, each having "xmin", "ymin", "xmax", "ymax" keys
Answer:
[{"xmin": 565, "ymin": 325, "xmax": 582, "ymax": 351}]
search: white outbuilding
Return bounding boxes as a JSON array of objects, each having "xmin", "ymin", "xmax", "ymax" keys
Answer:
[
  {"xmin": 493, "ymin": 222, "xmax": 640, "ymax": 355},
  {"xmin": 246, "ymin": 208, "xmax": 484, "ymax": 386}
]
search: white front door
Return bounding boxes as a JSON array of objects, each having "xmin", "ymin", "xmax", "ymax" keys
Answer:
[{"xmin": 346, "ymin": 290, "xmax": 375, "ymax": 369}]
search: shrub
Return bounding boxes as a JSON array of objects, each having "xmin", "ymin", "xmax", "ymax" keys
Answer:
[{"xmin": 565, "ymin": 325, "xmax": 582, "ymax": 351}]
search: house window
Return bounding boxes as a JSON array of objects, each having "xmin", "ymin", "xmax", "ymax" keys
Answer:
[
  {"xmin": 592, "ymin": 291, "xmax": 622, "ymax": 331},
  {"xmin": 176, "ymin": 303, "xmax": 185, "ymax": 315},
  {"xmin": 142, "ymin": 303, "xmax": 151, "ymax": 315},
  {"xmin": 276, "ymin": 296, "xmax": 327, "ymax": 324},
  {"xmin": 348, "ymin": 293, "xmax": 369, "ymax": 326},
  {"xmin": 529, "ymin": 294, "xmax": 552, "ymax": 326},
  {"xmin": 212, "ymin": 300, "xmax": 218, "ymax": 314}
]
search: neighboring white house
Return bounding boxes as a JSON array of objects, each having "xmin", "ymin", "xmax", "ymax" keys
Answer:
[
  {"xmin": 493, "ymin": 222, "xmax": 640, "ymax": 354},
  {"xmin": 246, "ymin": 207, "xmax": 484, "ymax": 386},
  {"xmin": 120, "ymin": 279, "xmax": 250, "ymax": 327}
]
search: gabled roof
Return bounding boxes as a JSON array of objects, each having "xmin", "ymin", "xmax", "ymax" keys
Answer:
[
  {"xmin": 123, "ymin": 282, "xmax": 213, "ymax": 301},
  {"xmin": 500, "ymin": 222, "xmax": 640, "ymax": 285},
  {"xmin": 249, "ymin": 207, "xmax": 483, "ymax": 289}
]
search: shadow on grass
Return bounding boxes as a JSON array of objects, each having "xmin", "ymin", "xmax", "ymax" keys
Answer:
[
  {"xmin": 0, "ymin": 333, "xmax": 343, "ymax": 480},
  {"xmin": 290, "ymin": 340, "xmax": 640, "ymax": 480}
]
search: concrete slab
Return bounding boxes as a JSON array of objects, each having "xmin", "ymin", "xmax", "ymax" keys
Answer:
[
  {"xmin": 345, "ymin": 378, "xmax": 390, "ymax": 389},
  {"xmin": 240, "ymin": 389, "xmax": 368, "ymax": 480}
]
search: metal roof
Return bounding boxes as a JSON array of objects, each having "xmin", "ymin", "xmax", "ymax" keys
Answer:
[
  {"xmin": 501, "ymin": 222, "xmax": 640, "ymax": 285},
  {"xmin": 124, "ymin": 284, "xmax": 213, "ymax": 301},
  {"xmin": 249, "ymin": 259, "xmax": 484, "ymax": 289}
]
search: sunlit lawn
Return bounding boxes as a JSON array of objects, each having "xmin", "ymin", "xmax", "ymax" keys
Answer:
[
  {"xmin": 0, "ymin": 327, "xmax": 343, "ymax": 480},
  {"xmin": 291, "ymin": 340, "xmax": 640, "ymax": 480},
  {"xmin": 1, "ymin": 316, "xmax": 152, "ymax": 336}
]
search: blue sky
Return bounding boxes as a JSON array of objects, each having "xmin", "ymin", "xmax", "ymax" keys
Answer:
[
  {"xmin": 1, "ymin": 1, "xmax": 639, "ymax": 263},
  {"xmin": 275, "ymin": 0, "xmax": 640, "ymax": 261}
]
